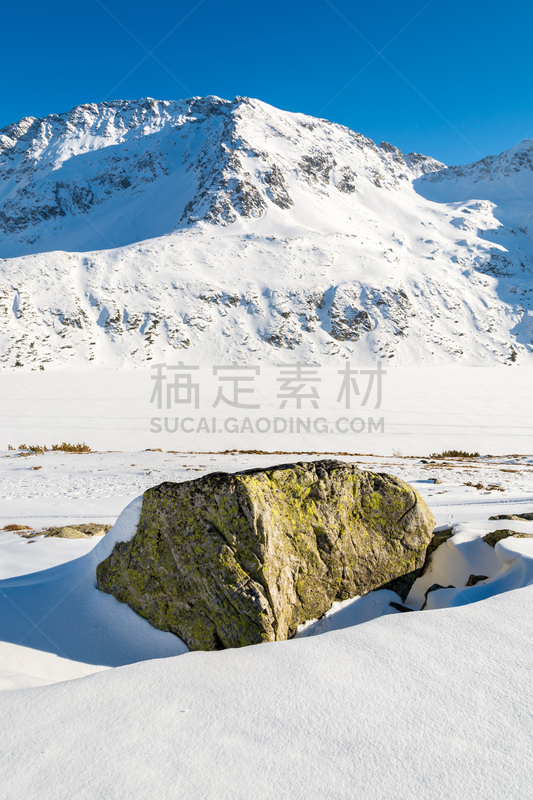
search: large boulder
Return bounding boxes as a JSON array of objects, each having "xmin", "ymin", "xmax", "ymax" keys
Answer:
[{"xmin": 96, "ymin": 460, "xmax": 435, "ymax": 650}]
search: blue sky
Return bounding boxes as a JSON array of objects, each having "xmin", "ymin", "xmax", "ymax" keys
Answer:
[{"xmin": 2, "ymin": 0, "xmax": 531, "ymax": 165}]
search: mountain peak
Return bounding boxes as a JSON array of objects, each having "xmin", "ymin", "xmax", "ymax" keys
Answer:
[
  {"xmin": 0, "ymin": 94, "xmax": 427, "ymax": 258},
  {"xmin": 1, "ymin": 96, "xmax": 532, "ymax": 371}
]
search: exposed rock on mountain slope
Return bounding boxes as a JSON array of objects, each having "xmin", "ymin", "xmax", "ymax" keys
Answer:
[{"xmin": 0, "ymin": 96, "xmax": 532, "ymax": 369}]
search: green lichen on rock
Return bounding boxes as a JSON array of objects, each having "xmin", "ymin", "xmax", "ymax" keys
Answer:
[{"xmin": 96, "ymin": 460, "xmax": 435, "ymax": 650}]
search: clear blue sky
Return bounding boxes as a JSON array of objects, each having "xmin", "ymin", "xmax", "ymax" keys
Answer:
[{"xmin": 2, "ymin": 0, "xmax": 531, "ymax": 165}]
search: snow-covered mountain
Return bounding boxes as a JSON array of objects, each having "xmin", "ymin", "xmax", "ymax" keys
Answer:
[{"xmin": 0, "ymin": 95, "xmax": 532, "ymax": 369}]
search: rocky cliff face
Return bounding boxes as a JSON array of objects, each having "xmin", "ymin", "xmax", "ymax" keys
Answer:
[{"xmin": 1, "ymin": 96, "xmax": 532, "ymax": 368}]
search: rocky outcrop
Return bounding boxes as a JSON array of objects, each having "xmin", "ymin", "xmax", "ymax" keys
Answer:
[
  {"xmin": 329, "ymin": 285, "xmax": 373, "ymax": 342},
  {"xmin": 466, "ymin": 574, "xmax": 488, "ymax": 587},
  {"xmin": 96, "ymin": 460, "xmax": 435, "ymax": 651},
  {"xmin": 44, "ymin": 523, "xmax": 111, "ymax": 539},
  {"xmin": 263, "ymin": 165, "xmax": 293, "ymax": 208},
  {"xmin": 482, "ymin": 529, "xmax": 533, "ymax": 547}
]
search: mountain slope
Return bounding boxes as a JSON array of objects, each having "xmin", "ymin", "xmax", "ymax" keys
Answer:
[
  {"xmin": 0, "ymin": 95, "xmax": 445, "ymax": 257},
  {"xmin": 0, "ymin": 96, "xmax": 531, "ymax": 369}
]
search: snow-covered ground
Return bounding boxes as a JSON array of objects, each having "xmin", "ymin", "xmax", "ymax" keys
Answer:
[
  {"xmin": 0, "ymin": 440, "xmax": 532, "ymax": 797},
  {"xmin": 1, "ymin": 365, "xmax": 533, "ymax": 457},
  {"xmin": 2, "ymin": 446, "xmax": 533, "ymax": 531}
]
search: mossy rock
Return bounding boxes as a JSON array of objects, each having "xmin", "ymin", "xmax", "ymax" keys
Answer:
[{"xmin": 96, "ymin": 460, "xmax": 435, "ymax": 650}]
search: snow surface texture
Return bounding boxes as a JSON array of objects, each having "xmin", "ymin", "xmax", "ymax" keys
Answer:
[
  {"xmin": 3, "ymin": 590, "xmax": 533, "ymax": 799},
  {"xmin": 1, "ymin": 96, "xmax": 533, "ymax": 368}
]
